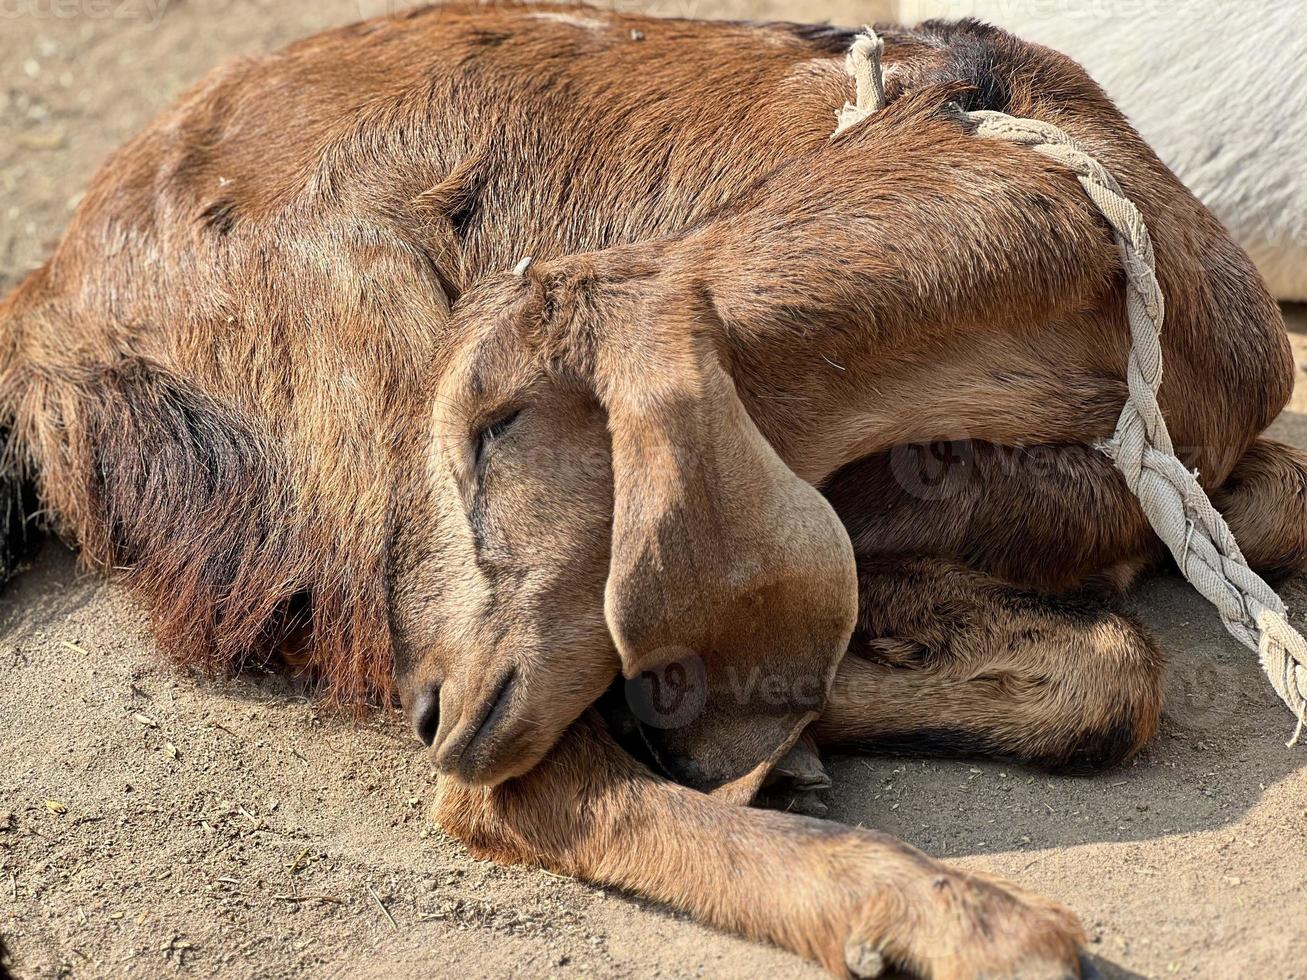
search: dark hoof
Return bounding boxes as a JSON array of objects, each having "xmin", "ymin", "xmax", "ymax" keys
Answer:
[
  {"xmin": 759, "ymin": 737, "xmax": 831, "ymax": 816},
  {"xmin": 768, "ymin": 738, "xmax": 832, "ymax": 792}
]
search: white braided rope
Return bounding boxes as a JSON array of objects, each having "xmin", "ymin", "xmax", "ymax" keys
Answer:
[
  {"xmin": 834, "ymin": 31, "xmax": 887, "ymax": 135},
  {"xmin": 840, "ymin": 29, "xmax": 1307, "ymax": 746}
]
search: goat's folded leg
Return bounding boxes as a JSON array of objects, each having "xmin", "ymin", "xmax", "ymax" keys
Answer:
[
  {"xmin": 813, "ymin": 556, "xmax": 1164, "ymax": 772},
  {"xmin": 433, "ymin": 712, "xmax": 1092, "ymax": 979},
  {"xmin": 1211, "ymin": 437, "xmax": 1307, "ymax": 583}
]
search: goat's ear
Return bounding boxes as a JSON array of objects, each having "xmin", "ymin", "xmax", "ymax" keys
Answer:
[{"xmin": 591, "ymin": 296, "xmax": 858, "ymax": 799}]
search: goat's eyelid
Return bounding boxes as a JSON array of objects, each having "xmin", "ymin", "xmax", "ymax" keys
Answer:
[{"xmin": 472, "ymin": 409, "xmax": 523, "ymax": 469}]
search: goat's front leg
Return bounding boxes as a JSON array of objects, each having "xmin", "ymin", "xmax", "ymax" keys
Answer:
[{"xmin": 434, "ymin": 713, "xmax": 1093, "ymax": 979}]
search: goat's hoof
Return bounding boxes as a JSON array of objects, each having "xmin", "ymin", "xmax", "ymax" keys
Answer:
[
  {"xmin": 847, "ymin": 868, "xmax": 1090, "ymax": 980},
  {"xmin": 759, "ymin": 737, "xmax": 831, "ymax": 816},
  {"xmin": 770, "ymin": 737, "xmax": 832, "ymax": 790}
]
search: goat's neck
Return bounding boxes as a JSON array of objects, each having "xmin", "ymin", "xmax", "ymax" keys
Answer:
[{"xmin": 544, "ymin": 232, "xmax": 904, "ymax": 486}]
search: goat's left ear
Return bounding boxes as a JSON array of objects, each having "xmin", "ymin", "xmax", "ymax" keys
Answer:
[{"xmin": 588, "ymin": 293, "xmax": 858, "ymax": 800}]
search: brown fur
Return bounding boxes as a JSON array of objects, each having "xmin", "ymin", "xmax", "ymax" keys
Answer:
[{"xmin": 0, "ymin": 7, "xmax": 1298, "ymax": 977}]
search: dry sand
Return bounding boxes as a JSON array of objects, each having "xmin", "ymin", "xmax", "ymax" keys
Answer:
[{"xmin": 2, "ymin": 3, "xmax": 1305, "ymax": 977}]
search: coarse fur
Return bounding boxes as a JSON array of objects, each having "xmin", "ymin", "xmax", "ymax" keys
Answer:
[
  {"xmin": 900, "ymin": 0, "xmax": 1307, "ymax": 301},
  {"xmin": 0, "ymin": 7, "xmax": 1300, "ymax": 978}
]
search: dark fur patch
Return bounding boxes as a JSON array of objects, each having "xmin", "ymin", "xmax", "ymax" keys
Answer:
[
  {"xmin": 994, "ymin": 584, "xmax": 1124, "ymax": 626},
  {"xmin": 781, "ymin": 22, "xmax": 860, "ymax": 55},
  {"xmin": 417, "ymin": 154, "xmax": 488, "ymax": 243},
  {"xmin": 467, "ymin": 28, "xmax": 512, "ymax": 48},
  {"xmin": 446, "ymin": 189, "xmax": 478, "ymax": 240},
  {"xmin": 199, "ymin": 199, "xmax": 238, "ymax": 236},
  {"xmin": 78, "ymin": 361, "xmax": 296, "ymax": 656},
  {"xmin": 58, "ymin": 359, "xmax": 392, "ymax": 703},
  {"xmin": 864, "ymin": 720, "xmax": 1141, "ymax": 774},
  {"xmin": 1042, "ymin": 717, "xmax": 1146, "ymax": 774},
  {"xmin": 913, "ymin": 19, "xmax": 1013, "ymax": 113},
  {"xmin": 0, "ymin": 426, "xmax": 40, "ymax": 583},
  {"xmin": 867, "ymin": 727, "xmax": 1008, "ymax": 762}
]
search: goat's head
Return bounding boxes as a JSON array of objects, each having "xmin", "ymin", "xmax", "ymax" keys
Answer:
[{"xmin": 388, "ymin": 252, "xmax": 858, "ymax": 792}]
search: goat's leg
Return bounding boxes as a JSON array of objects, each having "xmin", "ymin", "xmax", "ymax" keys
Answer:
[
  {"xmin": 821, "ymin": 445, "xmax": 1166, "ymax": 769},
  {"xmin": 434, "ymin": 712, "xmax": 1093, "ymax": 979},
  {"xmin": 815, "ymin": 444, "xmax": 1161, "ymax": 769},
  {"xmin": 1211, "ymin": 436, "xmax": 1307, "ymax": 583},
  {"xmin": 810, "ymin": 436, "xmax": 1306, "ymax": 771},
  {"xmin": 813, "ymin": 556, "xmax": 1164, "ymax": 772},
  {"xmin": 826, "ymin": 436, "xmax": 1307, "ymax": 592},
  {"xmin": 823, "ymin": 441, "xmax": 1163, "ymax": 595}
]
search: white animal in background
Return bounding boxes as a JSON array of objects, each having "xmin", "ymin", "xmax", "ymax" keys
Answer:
[{"xmin": 898, "ymin": 0, "xmax": 1307, "ymax": 302}]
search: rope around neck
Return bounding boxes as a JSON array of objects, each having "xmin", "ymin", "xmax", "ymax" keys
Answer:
[{"xmin": 838, "ymin": 29, "xmax": 1307, "ymax": 746}]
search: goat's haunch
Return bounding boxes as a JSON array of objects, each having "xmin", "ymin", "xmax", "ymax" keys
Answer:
[{"xmin": 840, "ymin": 29, "xmax": 1307, "ymax": 742}]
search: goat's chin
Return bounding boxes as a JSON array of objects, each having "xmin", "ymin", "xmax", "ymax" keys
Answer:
[
  {"xmin": 435, "ymin": 670, "xmax": 614, "ymax": 788},
  {"xmin": 439, "ymin": 712, "xmax": 577, "ymax": 788}
]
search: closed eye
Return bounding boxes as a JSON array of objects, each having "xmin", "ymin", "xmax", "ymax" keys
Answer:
[{"xmin": 473, "ymin": 409, "xmax": 522, "ymax": 467}]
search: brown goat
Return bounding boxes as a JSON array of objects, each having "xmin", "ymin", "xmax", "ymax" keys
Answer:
[{"xmin": 1, "ymin": 6, "xmax": 1302, "ymax": 978}]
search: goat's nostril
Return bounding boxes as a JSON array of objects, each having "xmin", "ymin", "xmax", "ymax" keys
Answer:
[{"xmin": 411, "ymin": 687, "xmax": 440, "ymax": 747}]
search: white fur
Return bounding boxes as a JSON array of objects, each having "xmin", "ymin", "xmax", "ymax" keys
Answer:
[{"xmin": 898, "ymin": 0, "xmax": 1307, "ymax": 301}]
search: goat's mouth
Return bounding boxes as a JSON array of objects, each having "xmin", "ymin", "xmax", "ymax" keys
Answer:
[{"xmin": 431, "ymin": 664, "xmax": 520, "ymax": 783}]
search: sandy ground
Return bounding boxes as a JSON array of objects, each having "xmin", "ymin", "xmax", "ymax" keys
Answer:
[{"xmin": 3, "ymin": 2, "xmax": 1307, "ymax": 978}]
